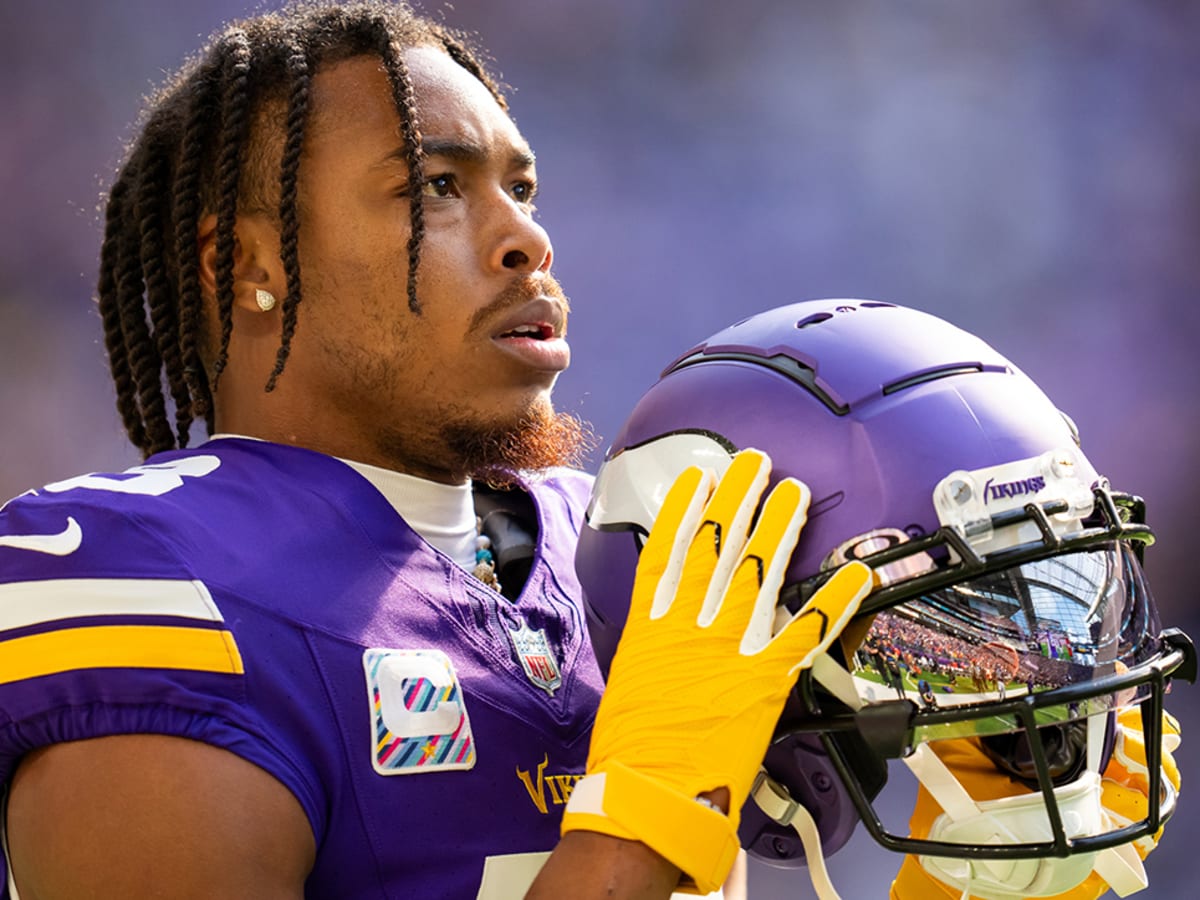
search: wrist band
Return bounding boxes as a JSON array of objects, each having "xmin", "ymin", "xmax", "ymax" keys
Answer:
[{"xmin": 562, "ymin": 764, "xmax": 740, "ymax": 894}]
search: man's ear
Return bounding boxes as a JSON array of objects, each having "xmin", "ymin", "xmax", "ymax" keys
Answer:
[{"xmin": 197, "ymin": 213, "xmax": 286, "ymax": 313}]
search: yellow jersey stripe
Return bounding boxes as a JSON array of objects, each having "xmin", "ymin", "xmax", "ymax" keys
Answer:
[
  {"xmin": 0, "ymin": 624, "xmax": 244, "ymax": 684},
  {"xmin": 0, "ymin": 578, "xmax": 224, "ymax": 632}
]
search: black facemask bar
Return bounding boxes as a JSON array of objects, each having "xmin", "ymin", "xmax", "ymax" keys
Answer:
[
  {"xmin": 781, "ymin": 486, "xmax": 1154, "ymax": 619},
  {"xmin": 784, "ymin": 628, "xmax": 1192, "ymax": 859},
  {"xmin": 773, "ymin": 484, "xmax": 1196, "ymax": 860}
]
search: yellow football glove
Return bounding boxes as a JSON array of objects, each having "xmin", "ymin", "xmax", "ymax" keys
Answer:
[
  {"xmin": 890, "ymin": 706, "xmax": 1181, "ymax": 900},
  {"xmin": 562, "ymin": 449, "xmax": 873, "ymax": 893}
]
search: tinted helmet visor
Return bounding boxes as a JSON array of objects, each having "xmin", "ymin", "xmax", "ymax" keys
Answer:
[{"xmin": 851, "ymin": 542, "xmax": 1162, "ymax": 745}]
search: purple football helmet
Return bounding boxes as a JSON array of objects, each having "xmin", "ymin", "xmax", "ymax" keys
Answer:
[{"xmin": 576, "ymin": 300, "xmax": 1194, "ymax": 871}]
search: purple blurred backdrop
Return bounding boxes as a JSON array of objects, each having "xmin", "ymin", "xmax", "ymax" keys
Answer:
[{"xmin": 1, "ymin": 2, "xmax": 1197, "ymax": 896}]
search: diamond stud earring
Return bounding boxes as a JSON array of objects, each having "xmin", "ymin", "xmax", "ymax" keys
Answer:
[{"xmin": 255, "ymin": 289, "xmax": 277, "ymax": 312}]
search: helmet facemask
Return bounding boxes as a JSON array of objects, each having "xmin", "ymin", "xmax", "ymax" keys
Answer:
[{"xmin": 777, "ymin": 474, "xmax": 1192, "ymax": 862}]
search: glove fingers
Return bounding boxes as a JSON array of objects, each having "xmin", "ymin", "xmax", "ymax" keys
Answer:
[
  {"xmin": 725, "ymin": 476, "xmax": 809, "ymax": 653},
  {"xmin": 632, "ymin": 465, "xmax": 715, "ymax": 621},
  {"xmin": 773, "ymin": 561, "xmax": 874, "ymax": 673},
  {"xmin": 1116, "ymin": 705, "xmax": 1143, "ymax": 730},
  {"xmin": 1115, "ymin": 706, "xmax": 1180, "ymax": 739},
  {"xmin": 1132, "ymin": 730, "xmax": 1183, "ymax": 791},
  {"xmin": 1110, "ymin": 712, "xmax": 1182, "ymax": 794},
  {"xmin": 1164, "ymin": 752, "xmax": 1180, "ymax": 793},
  {"xmin": 685, "ymin": 449, "xmax": 771, "ymax": 626},
  {"xmin": 1164, "ymin": 709, "xmax": 1181, "ymax": 737}
]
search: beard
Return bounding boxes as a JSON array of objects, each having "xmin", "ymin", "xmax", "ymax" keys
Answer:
[{"xmin": 441, "ymin": 399, "xmax": 595, "ymax": 488}]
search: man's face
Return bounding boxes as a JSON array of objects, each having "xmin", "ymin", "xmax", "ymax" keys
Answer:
[{"xmin": 274, "ymin": 47, "xmax": 572, "ymax": 479}]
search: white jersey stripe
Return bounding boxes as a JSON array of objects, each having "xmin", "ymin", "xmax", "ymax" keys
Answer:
[{"xmin": 0, "ymin": 578, "xmax": 223, "ymax": 632}]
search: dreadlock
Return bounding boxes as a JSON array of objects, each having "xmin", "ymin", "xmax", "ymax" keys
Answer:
[{"xmin": 97, "ymin": 1, "xmax": 508, "ymax": 458}]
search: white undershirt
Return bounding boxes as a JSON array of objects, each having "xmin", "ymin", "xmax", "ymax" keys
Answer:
[{"xmin": 206, "ymin": 435, "xmax": 478, "ymax": 570}]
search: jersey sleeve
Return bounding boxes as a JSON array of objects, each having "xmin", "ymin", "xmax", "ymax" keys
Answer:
[{"xmin": 0, "ymin": 486, "xmax": 327, "ymax": 839}]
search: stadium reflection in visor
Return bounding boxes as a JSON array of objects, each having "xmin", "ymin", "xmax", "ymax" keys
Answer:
[{"xmin": 849, "ymin": 542, "xmax": 1161, "ymax": 745}]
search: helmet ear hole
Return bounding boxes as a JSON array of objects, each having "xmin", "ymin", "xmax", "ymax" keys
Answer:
[{"xmin": 740, "ymin": 729, "xmax": 889, "ymax": 867}]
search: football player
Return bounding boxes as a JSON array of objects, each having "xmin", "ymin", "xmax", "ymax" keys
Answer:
[{"xmin": 0, "ymin": 4, "xmax": 867, "ymax": 898}]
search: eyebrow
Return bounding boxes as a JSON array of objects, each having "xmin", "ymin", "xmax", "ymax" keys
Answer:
[{"xmin": 373, "ymin": 138, "xmax": 536, "ymax": 170}]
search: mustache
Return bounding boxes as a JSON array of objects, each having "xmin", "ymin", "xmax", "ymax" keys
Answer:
[{"xmin": 468, "ymin": 273, "xmax": 570, "ymax": 334}]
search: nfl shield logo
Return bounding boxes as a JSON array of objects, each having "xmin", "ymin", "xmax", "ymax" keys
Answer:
[{"xmin": 507, "ymin": 621, "xmax": 562, "ymax": 696}]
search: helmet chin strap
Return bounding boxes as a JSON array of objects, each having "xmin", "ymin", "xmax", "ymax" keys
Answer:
[
  {"xmin": 757, "ymin": 655, "xmax": 1151, "ymax": 900},
  {"xmin": 901, "ymin": 727, "xmax": 1148, "ymax": 899},
  {"xmin": 746, "ymin": 654, "xmax": 857, "ymax": 899},
  {"xmin": 751, "ymin": 771, "xmax": 845, "ymax": 900}
]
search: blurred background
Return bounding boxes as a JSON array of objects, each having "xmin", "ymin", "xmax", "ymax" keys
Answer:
[{"xmin": 1, "ymin": 0, "xmax": 1197, "ymax": 896}]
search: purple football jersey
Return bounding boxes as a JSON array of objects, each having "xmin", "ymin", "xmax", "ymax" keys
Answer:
[{"xmin": 0, "ymin": 438, "xmax": 605, "ymax": 898}]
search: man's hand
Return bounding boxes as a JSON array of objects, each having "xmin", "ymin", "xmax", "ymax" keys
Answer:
[{"xmin": 561, "ymin": 449, "xmax": 873, "ymax": 893}]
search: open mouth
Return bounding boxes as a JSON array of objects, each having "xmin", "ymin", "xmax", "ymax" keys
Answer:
[
  {"xmin": 499, "ymin": 323, "xmax": 555, "ymax": 340},
  {"xmin": 492, "ymin": 318, "xmax": 570, "ymax": 372}
]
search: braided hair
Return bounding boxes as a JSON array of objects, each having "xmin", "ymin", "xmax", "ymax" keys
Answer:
[{"xmin": 98, "ymin": 1, "xmax": 507, "ymax": 458}]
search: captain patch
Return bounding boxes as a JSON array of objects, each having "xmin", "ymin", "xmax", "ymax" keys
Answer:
[{"xmin": 363, "ymin": 648, "xmax": 476, "ymax": 775}]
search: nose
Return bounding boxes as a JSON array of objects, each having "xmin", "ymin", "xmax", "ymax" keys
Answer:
[{"xmin": 488, "ymin": 201, "xmax": 553, "ymax": 275}]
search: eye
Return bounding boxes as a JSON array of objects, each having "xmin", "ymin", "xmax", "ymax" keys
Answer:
[
  {"xmin": 421, "ymin": 173, "xmax": 458, "ymax": 199},
  {"xmin": 510, "ymin": 179, "xmax": 538, "ymax": 206}
]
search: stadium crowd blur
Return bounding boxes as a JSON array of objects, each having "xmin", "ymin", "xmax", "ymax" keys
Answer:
[
  {"xmin": 2, "ymin": 2, "xmax": 1198, "ymax": 897},
  {"xmin": 857, "ymin": 610, "xmax": 1079, "ymax": 706}
]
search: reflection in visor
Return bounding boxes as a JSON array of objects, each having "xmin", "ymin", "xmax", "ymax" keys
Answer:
[{"xmin": 849, "ymin": 543, "xmax": 1162, "ymax": 743}]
